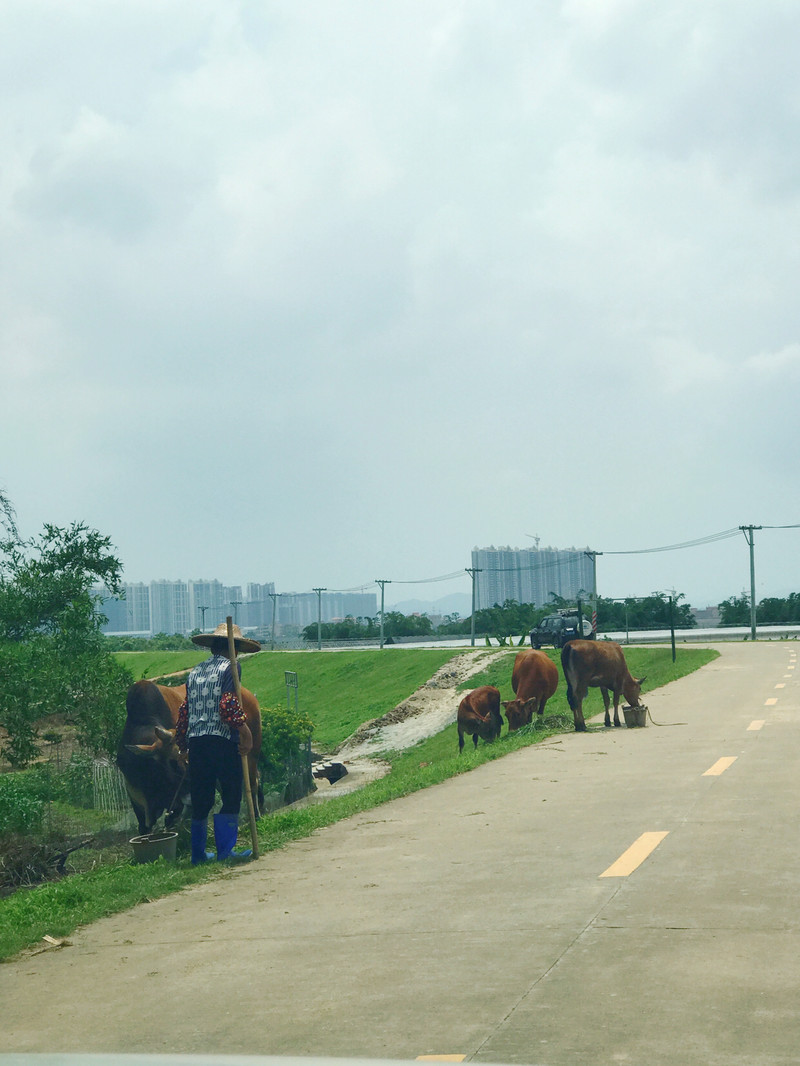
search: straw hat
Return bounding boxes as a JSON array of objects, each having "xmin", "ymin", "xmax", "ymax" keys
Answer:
[{"xmin": 192, "ymin": 622, "xmax": 261, "ymax": 654}]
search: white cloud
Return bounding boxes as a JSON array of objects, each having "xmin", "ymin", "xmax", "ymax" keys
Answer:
[{"xmin": 1, "ymin": 1, "xmax": 800, "ymax": 605}]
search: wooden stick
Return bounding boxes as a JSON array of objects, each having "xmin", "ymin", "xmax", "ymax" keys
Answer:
[{"xmin": 226, "ymin": 616, "xmax": 260, "ymax": 859}]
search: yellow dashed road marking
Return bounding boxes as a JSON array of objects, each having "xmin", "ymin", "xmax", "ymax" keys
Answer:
[
  {"xmin": 703, "ymin": 756, "xmax": 737, "ymax": 776},
  {"xmin": 748, "ymin": 720, "xmax": 765, "ymax": 731},
  {"xmin": 600, "ymin": 831, "xmax": 669, "ymax": 878},
  {"xmin": 765, "ymin": 697, "xmax": 779, "ymax": 706},
  {"xmin": 417, "ymin": 1057, "xmax": 466, "ymax": 1061},
  {"xmin": 775, "ymin": 683, "xmax": 786, "ymax": 689}
]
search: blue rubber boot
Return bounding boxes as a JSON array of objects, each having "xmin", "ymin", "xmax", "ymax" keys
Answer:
[
  {"xmin": 190, "ymin": 819, "xmax": 215, "ymax": 865},
  {"xmin": 213, "ymin": 813, "xmax": 252, "ymax": 861}
]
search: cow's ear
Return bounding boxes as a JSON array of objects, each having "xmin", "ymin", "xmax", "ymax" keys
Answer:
[
  {"xmin": 154, "ymin": 726, "xmax": 176, "ymax": 744},
  {"xmin": 501, "ymin": 701, "xmax": 510, "ymax": 709},
  {"xmin": 524, "ymin": 698, "xmax": 537, "ymax": 710},
  {"xmin": 637, "ymin": 675, "xmax": 647, "ymax": 685},
  {"xmin": 125, "ymin": 742, "xmax": 158, "ymax": 757}
]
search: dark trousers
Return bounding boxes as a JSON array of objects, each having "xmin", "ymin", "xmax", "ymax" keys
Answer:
[{"xmin": 188, "ymin": 735, "xmax": 242, "ymax": 820}]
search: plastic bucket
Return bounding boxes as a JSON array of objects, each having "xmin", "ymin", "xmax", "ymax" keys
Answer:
[
  {"xmin": 130, "ymin": 831, "xmax": 178, "ymax": 864},
  {"xmin": 623, "ymin": 705, "xmax": 648, "ymax": 728}
]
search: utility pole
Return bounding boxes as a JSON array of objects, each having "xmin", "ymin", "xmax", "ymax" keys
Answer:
[
  {"xmin": 313, "ymin": 588, "xmax": 326, "ymax": 650},
  {"xmin": 230, "ymin": 600, "xmax": 241, "ymax": 624},
  {"xmin": 198, "ymin": 605, "xmax": 208, "ymax": 631},
  {"xmin": 668, "ymin": 594, "xmax": 676, "ymax": 663},
  {"xmin": 465, "ymin": 567, "xmax": 482, "ymax": 647},
  {"xmin": 376, "ymin": 579, "xmax": 391, "ymax": 649},
  {"xmin": 584, "ymin": 550, "xmax": 602, "ymax": 635},
  {"xmin": 740, "ymin": 525, "xmax": 762, "ymax": 640},
  {"xmin": 268, "ymin": 591, "xmax": 279, "ymax": 652}
]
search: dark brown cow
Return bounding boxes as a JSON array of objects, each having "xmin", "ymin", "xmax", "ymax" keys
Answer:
[
  {"xmin": 118, "ymin": 680, "xmax": 263, "ymax": 832},
  {"xmin": 502, "ymin": 649, "xmax": 559, "ymax": 731},
  {"xmin": 457, "ymin": 685, "xmax": 503, "ymax": 752},
  {"xmin": 561, "ymin": 640, "xmax": 645, "ymax": 732}
]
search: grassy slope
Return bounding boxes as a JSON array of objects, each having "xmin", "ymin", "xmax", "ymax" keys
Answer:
[
  {"xmin": 239, "ymin": 649, "xmax": 458, "ymax": 749},
  {"xmin": 114, "ymin": 650, "xmax": 206, "ymax": 681},
  {"xmin": 0, "ymin": 645, "xmax": 718, "ymax": 961}
]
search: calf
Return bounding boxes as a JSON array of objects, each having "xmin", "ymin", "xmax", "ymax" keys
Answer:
[
  {"xmin": 502, "ymin": 649, "xmax": 559, "ymax": 731},
  {"xmin": 457, "ymin": 685, "xmax": 503, "ymax": 752},
  {"xmin": 561, "ymin": 640, "xmax": 645, "ymax": 732}
]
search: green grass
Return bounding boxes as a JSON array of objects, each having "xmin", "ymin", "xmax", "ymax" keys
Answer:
[
  {"xmin": 0, "ymin": 645, "xmax": 718, "ymax": 962},
  {"xmin": 239, "ymin": 649, "xmax": 458, "ymax": 749},
  {"xmin": 113, "ymin": 650, "xmax": 206, "ymax": 681},
  {"xmin": 115, "ymin": 647, "xmax": 459, "ymax": 750}
]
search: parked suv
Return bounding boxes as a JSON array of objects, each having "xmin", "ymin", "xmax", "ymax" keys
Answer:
[{"xmin": 529, "ymin": 611, "xmax": 594, "ymax": 649}]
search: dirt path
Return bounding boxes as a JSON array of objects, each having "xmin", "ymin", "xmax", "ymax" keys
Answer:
[{"xmin": 304, "ymin": 648, "xmax": 509, "ymax": 799}]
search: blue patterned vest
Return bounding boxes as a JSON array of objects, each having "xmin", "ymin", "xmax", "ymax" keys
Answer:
[{"xmin": 185, "ymin": 654, "xmax": 240, "ymax": 742}]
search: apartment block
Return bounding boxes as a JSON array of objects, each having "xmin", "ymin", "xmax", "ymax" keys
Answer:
[{"xmin": 471, "ymin": 546, "xmax": 594, "ymax": 610}]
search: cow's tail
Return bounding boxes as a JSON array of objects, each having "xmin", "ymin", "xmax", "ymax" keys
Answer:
[{"xmin": 561, "ymin": 643, "xmax": 576, "ymax": 710}]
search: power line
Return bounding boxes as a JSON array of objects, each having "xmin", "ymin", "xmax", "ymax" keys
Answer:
[
  {"xmin": 603, "ymin": 528, "xmax": 741, "ymax": 555},
  {"xmin": 250, "ymin": 524, "xmax": 800, "ymax": 600}
]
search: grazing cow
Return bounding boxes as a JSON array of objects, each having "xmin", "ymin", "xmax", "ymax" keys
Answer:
[
  {"xmin": 502, "ymin": 649, "xmax": 559, "ymax": 731},
  {"xmin": 457, "ymin": 685, "xmax": 503, "ymax": 752},
  {"xmin": 117, "ymin": 680, "xmax": 263, "ymax": 834},
  {"xmin": 561, "ymin": 640, "xmax": 645, "ymax": 732},
  {"xmin": 116, "ymin": 681, "xmax": 188, "ymax": 835}
]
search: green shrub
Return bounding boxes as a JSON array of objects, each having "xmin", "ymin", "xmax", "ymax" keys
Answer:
[
  {"xmin": 259, "ymin": 704, "xmax": 314, "ymax": 799},
  {"xmin": 54, "ymin": 753, "xmax": 95, "ymax": 807},
  {"xmin": 0, "ymin": 775, "xmax": 47, "ymax": 835}
]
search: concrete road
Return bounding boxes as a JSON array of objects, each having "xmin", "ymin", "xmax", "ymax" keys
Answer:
[{"xmin": 2, "ymin": 642, "xmax": 799, "ymax": 1064}]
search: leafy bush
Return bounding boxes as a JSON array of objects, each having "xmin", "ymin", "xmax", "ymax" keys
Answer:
[
  {"xmin": 0, "ymin": 774, "xmax": 47, "ymax": 835},
  {"xmin": 259, "ymin": 704, "xmax": 314, "ymax": 801},
  {"xmin": 54, "ymin": 753, "xmax": 95, "ymax": 807}
]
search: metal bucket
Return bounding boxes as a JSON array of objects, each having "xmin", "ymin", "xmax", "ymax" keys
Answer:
[
  {"xmin": 130, "ymin": 831, "xmax": 178, "ymax": 864},
  {"xmin": 623, "ymin": 704, "xmax": 648, "ymax": 728}
]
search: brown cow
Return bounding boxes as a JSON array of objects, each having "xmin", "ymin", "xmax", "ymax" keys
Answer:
[
  {"xmin": 561, "ymin": 640, "xmax": 645, "ymax": 732},
  {"xmin": 121, "ymin": 681, "xmax": 263, "ymax": 826},
  {"xmin": 502, "ymin": 649, "xmax": 559, "ymax": 731},
  {"xmin": 457, "ymin": 685, "xmax": 503, "ymax": 752}
]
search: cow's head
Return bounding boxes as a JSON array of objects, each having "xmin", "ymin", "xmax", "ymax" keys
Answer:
[
  {"xmin": 624, "ymin": 675, "xmax": 646, "ymax": 707},
  {"xmin": 502, "ymin": 697, "xmax": 536, "ymax": 732},
  {"xmin": 125, "ymin": 726, "xmax": 183, "ymax": 767}
]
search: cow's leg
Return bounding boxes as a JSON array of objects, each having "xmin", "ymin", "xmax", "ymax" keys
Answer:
[
  {"xmin": 132, "ymin": 801, "xmax": 148, "ymax": 836},
  {"xmin": 600, "ymin": 687, "xmax": 612, "ymax": 728},
  {"xmin": 537, "ymin": 696, "xmax": 548, "ymax": 720},
  {"xmin": 458, "ymin": 726, "xmax": 465, "ymax": 753},
  {"xmin": 612, "ymin": 690, "xmax": 622, "ymax": 727},
  {"xmin": 124, "ymin": 783, "xmax": 151, "ymax": 835},
  {"xmin": 572, "ymin": 685, "xmax": 588, "ymax": 731},
  {"xmin": 473, "ymin": 732, "xmax": 479, "ymax": 749},
  {"xmin": 247, "ymin": 757, "xmax": 261, "ymax": 817}
]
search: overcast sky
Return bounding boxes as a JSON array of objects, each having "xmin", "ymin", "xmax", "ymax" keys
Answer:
[{"xmin": 2, "ymin": 1, "xmax": 799, "ymax": 612}]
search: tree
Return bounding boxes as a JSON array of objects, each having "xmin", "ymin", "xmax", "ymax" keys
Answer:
[
  {"xmin": 718, "ymin": 594, "xmax": 750, "ymax": 627},
  {"xmin": 596, "ymin": 593, "xmax": 696, "ymax": 632},
  {"xmin": 0, "ymin": 519, "xmax": 132, "ymax": 767}
]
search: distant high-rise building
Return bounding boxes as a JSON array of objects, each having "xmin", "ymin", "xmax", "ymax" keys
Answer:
[
  {"xmin": 471, "ymin": 546, "xmax": 593, "ymax": 610},
  {"xmin": 244, "ymin": 583, "xmax": 277, "ymax": 628},
  {"xmin": 94, "ymin": 582, "xmax": 150, "ymax": 635},
  {"xmin": 149, "ymin": 580, "xmax": 189, "ymax": 636},
  {"xmin": 94, "ymin": 578, "xmax": 376, "ymax": 637},
  {"xmin": 187, "ymin": 579, "xmax": 227, "ymax": 632},
  {"xmin": 126, "ymin": 582, "xmax": 150, "ymax": 632}
]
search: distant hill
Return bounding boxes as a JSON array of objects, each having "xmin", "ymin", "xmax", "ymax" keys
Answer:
[{"xmin": 387, "ymin": 592, "xmax": 472, "ymax": 618}]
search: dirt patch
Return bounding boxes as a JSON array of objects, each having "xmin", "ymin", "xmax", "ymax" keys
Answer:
[{"xmin": 300, "ymin": 649, "xmax": 508, "ymax": 801}]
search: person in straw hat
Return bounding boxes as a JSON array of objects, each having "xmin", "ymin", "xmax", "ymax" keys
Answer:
[{"xmin": 175, "ymin": 622, "xmax": 261, "ymax": 864}]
